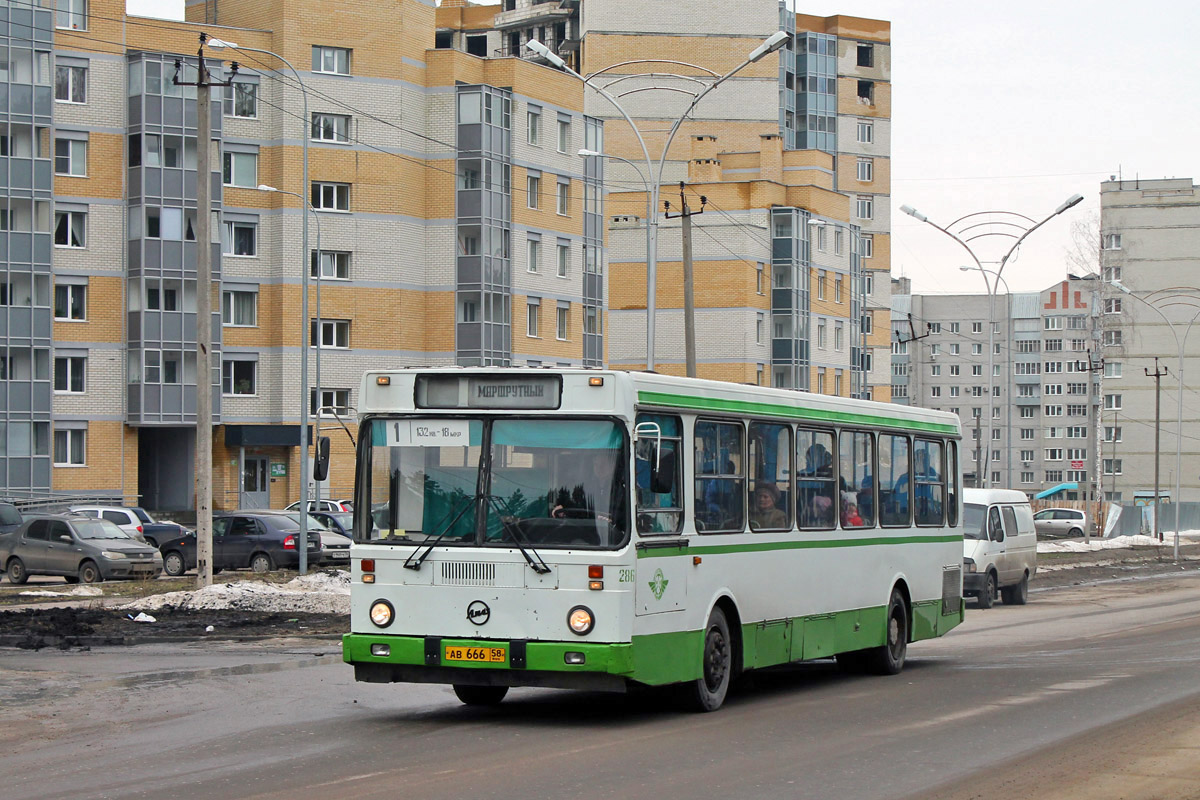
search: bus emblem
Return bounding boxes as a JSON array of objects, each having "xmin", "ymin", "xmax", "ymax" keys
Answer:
[
  {"xmin": 649, "ymin": 569, "xmax": 669, "ymax": 600},
  {"xmin": 466, "ymin": 601, "xmax": 491, "ymax": 625}
]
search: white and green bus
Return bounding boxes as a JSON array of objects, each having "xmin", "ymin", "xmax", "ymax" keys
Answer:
[{"xmin": 344, "ymin": 368, "xmax": 964, "ymax": 711}]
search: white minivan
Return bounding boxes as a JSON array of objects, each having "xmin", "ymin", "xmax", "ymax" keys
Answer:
[{"xmin": 962, "ymin": 488, "xmax": 1037, "ymax": 608}]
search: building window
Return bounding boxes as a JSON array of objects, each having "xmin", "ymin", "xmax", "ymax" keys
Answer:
[
  {"xmin": 311, "ymin": 250, "xmax": 351, "ymax": 280},
  {"xmin": 311, "ymin": 319, "xmax": 350, "ymax": 349},
  {"xmin": 222, "ymin": 290, "xmax": 257, "ymax": 327},
  {"xmin": 855, "ymin": 195, "xmax": 873, "ymax": 220},
  {"xmin": 1104, "ymin": 362, "xmax": 1122, "ymax": 379},
  {"xmin": 856, "ymin": 157, "xmax": 873, "ymax": 182},
  {"xmin": 55, "ymin": 63, "xmax": 86, "ymax": 103},
  {"xmin": 1102, "ymin": 233, "xmax": 1122, "ymax": 250},
  {"xmin": 54, "ymin": 428, "xmax": 86, "ymax": 465},
  {"xmin": 527, "ymin": 237, "xmax": 541, "ymax": 273},
  {"xmin": 222, "ymin": 359, "xmax": 256, "ymax": 395},
  {"xmin": 527, "ymin": 174, "xmax": 540, "ymax": 209},
  {"xmin": 556, "ymin": 180, "xmax": 570, "ymax": 215},
  {"xmin": 222, "ymin": 150, "xmax": 256, "ymax": 187},
  {"xmin": 817, "ymin": 320, "xmax": 827, "ymax": 349},
  {"xmin": 859, "ymin": 233, "xmax": 873, "ymax": 259},
  {"xmin": 557, "ymin": 242, "xmax": 569, "ymax": 277},
  {"xmin": 527, "ymin": 108, "xmax": 541, "ymax": 145},
  {"xmin": 1104, "ymin": 426, "xmax": 1122, "ymax": 443},
  {"xmin": 857, "ymin": 80, "xmax": 873, "ymax": 104},
  {"xmin": 1103, "ymin": 459, "xmax": 1123, "ymax": 476},
  {"xmin": 856, "ymin": 42, "xmax": 873, "ymax": 67},
  {"xmin": 55, "ymin": 137, "xmax": 87, "ymax": 176},
  {"xmin": 222, "ymin": 220, "xmax": 257, "ymax": 256},
  {"xmin": 756, "ymin": 312, "xmax": 764, "ymax": 344},
  {"xmin": 526, "ymin": 300, "xmax": 539, "ymax": 337},
  {"xmin": 1103, "ymin": 265, "xmax": 1122, "ymax": 282},
  {"xmin": 1103, "ymin": 330, "xmax": 1123, "ymax": 346},
  {"xmin": 54, "ymin": 283, "xmax": 86, "ymax": 320},
  {"xmin": 557, "ymin": 118, "xmax": 570, "ymax": 153},
  {"xmin": 228, "ymin": 81, "xmax": 257, "ymax": 118},
  {"xmin": 312, "ymin": 388, "xmax": 351, "ymax": 416},
  {"xmin": 1104, "ymin": 394, "xmax": 1122, "ymax": 410},
  {"xmin": 312, "ymin": 182, "xmax": 350, "ymax": 211},
  {"xmin": 835, "ymin": 321, "xmax": 844, "ymax": 351},
  {"xmin": 56, "ymin": 0, "xmax": 87, "ymax": 30},
  {"xmin": 311, "ymin": 112, "xmax": 350, "ymax": 142},
  {"xmin": 312, "ymin": 46, "xmax": 351, "ymax": 75},
  {"xmin": 556, "ymin": 305, "xmax": 569, "ymax": 340},
  {"xmin": 835, "ymin": 275, "xmax": 844, "ymax": 303},
  {"xmin": 584, "ymin": 306, "xmax": 600, "ymax": 335},
  {"xmin": 856, "ymin": 119, "xmax": 873, "ymax": 144},
  {"xmin": 54, "ymin": 356, "xmax": 85, "ymax": 393},
  {"xmin": 54, "ymin": 209, "xmax": 86, "ymax": 248}
]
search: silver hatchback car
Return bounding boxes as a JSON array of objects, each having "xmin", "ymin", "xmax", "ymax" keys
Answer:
[{"xmin": 1033, "ymin": 507, "xmax": 1089, "ymax": 538}]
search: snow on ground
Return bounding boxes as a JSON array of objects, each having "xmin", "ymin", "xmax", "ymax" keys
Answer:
[
  {"xmin": 124, "ymin": 570, "xmax": 351, "ymax": 614},
  {"xmin": 1038, "ymin": 530, "xmax": 1200, "ymax": 554},
  {"xmin": 18, "ymin": 586, "xmax": 105, "ymax": 598}
]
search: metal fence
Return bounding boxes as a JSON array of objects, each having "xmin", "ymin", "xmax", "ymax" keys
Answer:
[{"xmin": 1106, "ymin": 502, "xmax": 1200, "ymax": 538}]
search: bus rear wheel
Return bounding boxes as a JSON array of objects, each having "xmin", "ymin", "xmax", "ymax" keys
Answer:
[
  {"xmin": 864, "ymin": 588, "xmax": 908, "ymax": 675},
  {"xmin": 684, "ymin": 606, "xmax": 732, "ymax": 712},
  {"xmin": 452, "ymin": 685, "xmax": 508, "ymax": 706}
]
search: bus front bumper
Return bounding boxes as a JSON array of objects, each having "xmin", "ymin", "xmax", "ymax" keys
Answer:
[{"xmin": 343, "ymin": 633, "xmax": 634, "ymax": 691}]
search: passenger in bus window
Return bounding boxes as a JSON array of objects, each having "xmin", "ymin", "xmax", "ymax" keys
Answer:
[
  {"xmin": 751, "ymin": 483, "xmax": 787, "ymax": 530},
  {"xmin": 842, "ymin": 499, "xmax": 864, "ymax": 528}
]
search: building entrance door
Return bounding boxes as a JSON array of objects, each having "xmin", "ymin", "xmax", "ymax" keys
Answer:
[{"xmin": 241, "ymin": 457, "xmax": 270, "ymax": 509}]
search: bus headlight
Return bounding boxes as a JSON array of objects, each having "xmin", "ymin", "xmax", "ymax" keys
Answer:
[
  {"xmin": 369, "ymin": 600, "xmax": 395, "ymax": 628},
  {"xmin": 963, "ymin": 557, "xmax": 977, "ymax": 574},
  {"xmin": 567, "ymin": 605, "xmax": 594, "ymax": 636}
]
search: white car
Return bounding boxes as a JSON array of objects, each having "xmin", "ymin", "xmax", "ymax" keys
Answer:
[
  {"xmin": 285, "ymin": 499, "xmax": 352, "ymax": 513},
  {"xmin": 68, "ymin": 506, "xmax": 151, "ymax": 543},
  {"xmin": 1033, "ymin": 507, "xmax": 1089, "ymax": 538}
]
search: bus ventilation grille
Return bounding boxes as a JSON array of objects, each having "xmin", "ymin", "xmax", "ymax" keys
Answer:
[
  {"xmin": 942, "ymin": 567, "xmax": 962, "ymax": 615},
  {"xmin": 437, "ymin": 561, "xmax": 523, "ymax": 588}
]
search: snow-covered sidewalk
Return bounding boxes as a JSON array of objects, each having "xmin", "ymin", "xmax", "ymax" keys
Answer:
[
  {"xmin": 1038, "ymin": 530, "xmax": 1200, "ymax": 554},
  {"xmin": 123, "ymin": 570, "xmax": 351, "ymax": 614}
]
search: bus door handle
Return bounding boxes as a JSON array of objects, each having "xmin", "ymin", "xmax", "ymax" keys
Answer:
[{"xmin": 635, "ymin": 538, "xmax": 689, "ymax": 551}]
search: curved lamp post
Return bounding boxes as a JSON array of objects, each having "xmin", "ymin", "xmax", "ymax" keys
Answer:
[
  {"xmin": 1110, "ymin": 280, "xmax": 1200, "ymax": 562},
  {"xmin": 901, "ymin": 194, "xmax": 1083, "ymax": 487},
  {"xmin": 529, "ymin": 31, "xmax": 790, "ymax": 371},
  {"xmin": 959, "ymin": 265, "xmax": 1011, "ymax": 488}
]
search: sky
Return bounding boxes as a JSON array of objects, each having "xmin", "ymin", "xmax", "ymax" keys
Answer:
[{"xmin": 126, "ymin": 0, "xmax": 1200, "ymax": 294}]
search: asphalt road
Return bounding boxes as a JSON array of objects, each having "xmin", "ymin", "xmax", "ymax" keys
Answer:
[{"xmin": 2, "ymin": 569, "xmax": 1200, "ymax": 800}]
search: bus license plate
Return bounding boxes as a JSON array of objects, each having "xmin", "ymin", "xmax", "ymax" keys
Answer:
[{"xmin": 444, "ymin": 645, "xmax": 506, "ymax": 664}]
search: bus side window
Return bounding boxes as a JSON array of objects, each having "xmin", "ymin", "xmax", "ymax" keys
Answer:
[
  {"xmin": 947, "ymin": 441, "xmax": 960, "ymax": 526},
  {"xmin": 914, "ymin": 439, "xmax": 945, "ymax": 526},
  {"xmin": 879, "ymin": 433, "xmax": 911, "ymax": 527},
  {"xmin": 749, "ymin": 421, "xmax": 792, "ymax": 531},
  {"xmin": 694, "ymin": 420, "xmax": 745, "ymax": 533},
  {"xmin": 635, "ymin": 413, "xmax": 683, "ymax": 534},
  {"xmin": 797, "ymin": 428, "xmax": 836, "ymax": 530},
  {"xmin": 839, "ymin": 430, "xmax": 875, "ymax": 529}
]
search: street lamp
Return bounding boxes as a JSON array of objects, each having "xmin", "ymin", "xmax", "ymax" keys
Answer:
[
  {"xmin": 531, "ymin": 31, "xmax": 791, "ymax": 372},
  {"xmin": 1109, "ymin": 280, "xmax": 1200, "ymax": 562},
  {"xmin": 901, "ymin": 194, "xmax": 1083, "ymax": 487},
  {"xmin": 959, "ymin": 265, "xmax": 1011, "ymax": 488},
  {"xmin": 208, "ymin": 36, "xmax": 314, "ymax": 573}
]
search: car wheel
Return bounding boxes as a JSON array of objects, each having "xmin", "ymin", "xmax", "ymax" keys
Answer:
[
  {"xmin": 250, "ymin": 553, "xmax": 273, "ymax": 574},
  {"xmin": 684, "ymin": 606, "xmax": 733, "ymax": 712},
  {"xmin": 78, "ymin": 560, "xmax": 102, "ymax": 584},
  {"xmin": 452, "ymin": 685, "xmax": 508, "ymax": 706},
  {"xmin": 144, "ymin": 537, "xmax": 158, "ymax": 549},
  {"xmin": 864, "ymin": 588, "xmax": 909, "ymax": 675},
  {"xmin": 1068, "ymin": 527, "xmax": 1083, "ymax": 538},
  {"xmin": 1002, "ymin": 573, "xmax": 1029, "ymax": 605},
  {"xmin": 6, "ymin": 557, "xmax": 28, "ymax": 584},
  {"xmin": 163, "ymin": 551, "xmax": 186, "ymax": 577},
  {"xmin": 977, "ymin": 572, "xmax": 996, "ymax": 609}
]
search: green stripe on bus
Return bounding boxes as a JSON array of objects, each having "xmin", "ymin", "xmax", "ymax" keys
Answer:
[
  {"xmin": 636, "ymin": 534, "xmax": 961, "ymax": 558},
  {"xmin": 637, "ymin": 390, "xmax": 960, "ymax": 435}
]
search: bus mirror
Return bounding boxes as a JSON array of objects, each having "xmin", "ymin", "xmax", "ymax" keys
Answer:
[
  {"xmin": 313, "ymin": 436, "xmax": 331, "ymax": 481},
  {"xmin": 650, "ymin": 450, "xmax": 675, "ymax": 494}
]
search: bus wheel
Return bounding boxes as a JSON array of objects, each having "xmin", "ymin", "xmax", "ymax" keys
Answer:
[
  {"xmin": 685, "ymin": 606, "xmax": 732, "ymax": 712},
  {"xmin": 452, "ymin": 685, "xmax": 508, "ymax": 706},
  {"xmin": 865, "ymin": 588, "xmax": 908, "ymax": 675}
]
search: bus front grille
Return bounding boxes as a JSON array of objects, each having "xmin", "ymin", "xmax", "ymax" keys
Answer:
[{"xmin": 437, "ymin": 561, "xmax": 524, "ymax": 588}]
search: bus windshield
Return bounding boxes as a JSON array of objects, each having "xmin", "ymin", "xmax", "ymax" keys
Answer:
[
  {"xmin": 362, "ymin": 417, "xmax": 628, "ymax": 549},
  {"xmin": 963, "ymin": 503, "xmax": 987, "ymax": 540}
]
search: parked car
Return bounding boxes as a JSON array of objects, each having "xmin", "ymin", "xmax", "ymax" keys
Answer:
[
  {"xmin": 158, "ymin": 511, "xmax": 323, "ymax": 577},
  {"xmin": 0, "ymin": 502, "xmax": 23, "ymax": 536},
  {"xmin": 310, "ymin": 511, "xmax": 353, "ymax": 538},
  {"xmin": 962, "ymin": 489, "xmax": 1037, "ymax": 608},
  {"xmin": 285, "ymin": 499, "xmax": 353, "ymax": 513},
  {"xmin": 1033, "ymin": 507, "xmax": 1089, "ymax": 538},
  {"xmin": 69, "ymin": 505, "xmax": 191, "ymax": 547},
  {"xmin": 0, "ymin": 514, "xmax": 163, "ymax": 584}
]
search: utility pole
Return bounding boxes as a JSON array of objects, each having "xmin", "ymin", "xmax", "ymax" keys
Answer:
[
  {"xmin": 175, "ymin": 36, "xmax": 237, "ymax": 589},
  {"xmin": 663, "ymin": 183, "xmax": 705, "ymax": 378},
  {"xmin": 1081, "ymin": 349, "xmax": 1104, "ymax": 543},
  {"xmin": 1146, "ymin": 357, "xmax": 1168, "ymax": 542}
]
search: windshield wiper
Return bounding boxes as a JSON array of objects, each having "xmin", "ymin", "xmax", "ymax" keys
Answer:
[
  {"xmin": 486, "ymin": 495, "xmax": 551, "ymax": 575},
  {"xmin": 403, "ymin": 495, "xmax": 478, "ymax": 571}
]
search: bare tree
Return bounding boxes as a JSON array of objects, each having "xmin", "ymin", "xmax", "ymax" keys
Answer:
[{"xmin": 1064, "ymin": 210, "xmax": 1100, "ymax": 277}]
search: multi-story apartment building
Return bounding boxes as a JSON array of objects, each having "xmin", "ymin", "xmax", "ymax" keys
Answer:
[
  {"xmin": 5, "ymin": 0, "xmax": 603, "ymax": 510},
  {"xmin": 891, "ymin": 275, "xmax": 1102, "ymax": 498},
  {"xmin": 1098, "ymin": 177, "xmax": 1200, "ymax": 505},
  {"xmin": 575, "ymin": 0, "xmax": 893, "ymax": 397}
]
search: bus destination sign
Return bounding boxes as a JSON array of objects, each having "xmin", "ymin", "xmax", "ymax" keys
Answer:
[{"xmin": 415, "ymin": 374, "xmax": 561, "ymax": 410}]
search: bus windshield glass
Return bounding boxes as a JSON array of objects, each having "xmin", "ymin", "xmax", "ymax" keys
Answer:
[
  {"xmin": 963, "ymin": 503, "xmax": 987, "ymax": 540},
  {"xmin": 362, "ymin": 417, "xmax": 628, "ymax": 549}
]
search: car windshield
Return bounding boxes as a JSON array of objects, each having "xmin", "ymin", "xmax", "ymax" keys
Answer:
[
  {"xmin": 963, "ymin": 503, "xmax": 987, "ymax": 540},
  {"xmin": 326, "ymin": 512, "xmax": 353, "ymax": 529},
  {"xmin": 363, "ymin": 417, "xmax": 629, "ymax": 549},
  {"xmin": 277, "ymin": 514, "xmax": 329, "ymax": 532},
  {"xmin": 131, "ymin": 507, "xmax": 154, "ymax": 524},
  {"xmin": 74, "ymin": 519, "xmax": 134, "ymax": 540}
]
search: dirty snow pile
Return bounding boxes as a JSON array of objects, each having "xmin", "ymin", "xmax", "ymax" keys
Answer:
[
  {"xmin": 1038, "ymin": 530, "xmax": 1200, "ymax": 554},
  {"xmin": 124, "ymin": 570, "xmax": 351, "ymax": 614},
  {"xmin": 18, "ymin": 586, "xmax": 105, "ymax": 598}
]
